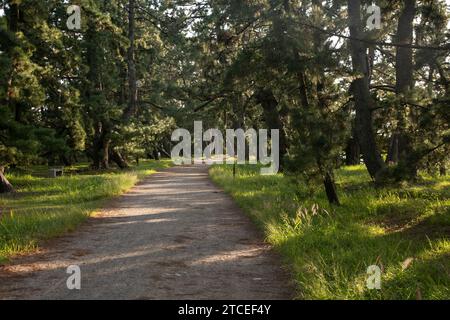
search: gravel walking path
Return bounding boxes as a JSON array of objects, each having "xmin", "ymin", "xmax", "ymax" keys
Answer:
[{"xmin": 0, "ymin": 165, "xmax": 293, "ymax": 300}]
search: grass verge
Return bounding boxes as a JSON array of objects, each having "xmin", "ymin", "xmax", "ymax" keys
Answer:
[
  {"xmin": 209, "ymin": 164, "xmax": 449, "ymax": 300},
  {"xmin": 0, "ymin": 160, "xmax": 172, "ymax": 264}
]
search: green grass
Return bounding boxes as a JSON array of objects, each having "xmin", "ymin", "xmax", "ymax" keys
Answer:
[
  {"xmin": 0, "ymin": 160, "xmax": 172, "ymax": 264},
  {"xmin": 209, "ymin": 164, "xmax": 450, "ymax": 300}
]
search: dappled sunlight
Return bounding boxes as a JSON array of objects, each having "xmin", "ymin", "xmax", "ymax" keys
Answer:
[
  {"xmin": 190, "ymin": 247, "xmax": 266, "ymax": 266},
  {"xmin": 3, "ymin": 245, "xmax": 172, "ymax": 274},
  {"xmin": 96, "ymin": 218, "xmax": 179, "ymax": 227},
  {"xmin": 210, "ymin": 163, "xmax": 450, "ymax": 299}
]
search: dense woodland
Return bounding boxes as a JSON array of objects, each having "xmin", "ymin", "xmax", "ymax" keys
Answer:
[{"xmin": 0, "ymin": 0, "xmax": 449, "ymax": 203}]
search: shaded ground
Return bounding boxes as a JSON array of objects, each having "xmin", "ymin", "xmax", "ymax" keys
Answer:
[{"xmin": 0, "ymin": 165, "xmax": 293, "ymax": 300}]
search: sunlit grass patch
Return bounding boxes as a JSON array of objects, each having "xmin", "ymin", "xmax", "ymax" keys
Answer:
[{"xmin": 209, "ymin": 164, "xmax": 450, "ymax": 300}]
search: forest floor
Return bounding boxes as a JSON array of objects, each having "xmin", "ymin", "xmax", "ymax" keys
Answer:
[{"xmin": 0, "ymin": 164, "xmax": 293, "ymax": 299}]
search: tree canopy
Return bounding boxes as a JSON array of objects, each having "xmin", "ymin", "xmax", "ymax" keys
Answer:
[{"xmin": 0, "ymin": 0, "xmax": 449, "ymax": 202}]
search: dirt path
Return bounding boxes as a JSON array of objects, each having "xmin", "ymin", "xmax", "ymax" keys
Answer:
[{"xmin": 0, "ymin": 165, "xmax": 293, "ymax": 300}]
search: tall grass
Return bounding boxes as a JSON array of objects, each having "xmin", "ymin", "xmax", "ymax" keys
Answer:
[
  {"xmin": 0, "ymin": 160, "xmax": 171, "ymax": 263},
  {"xmin": 209, "ymin": 164, "xmax": 450, "ymax": 300}
]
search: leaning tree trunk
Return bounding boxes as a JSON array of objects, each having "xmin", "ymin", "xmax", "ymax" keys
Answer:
[
  {"xmin": 110, "ymin": 149, "xmax": 129, "ymax": 169},
  {"xmin": 323, "ymin": 171, "xmax": 340, "ymax": 206},
  {"xmin": 0, "ymin": 167, "xmax": 15, "ymax": 194},
  {"xmin": 347, "ymin": 0, "xmax": 386, "ymax": 180}
]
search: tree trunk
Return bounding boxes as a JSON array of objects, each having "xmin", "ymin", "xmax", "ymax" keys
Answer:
[
  {"xmin": 387, "ymin": 0, "xmax": 416, "ymax": 166},
  {"xmin": 393, "ymin": 0, "xmax": 416, "ymax": 177},
  {"xmin": 6, "ymin": 2, "xmax": 20, "ymax": 121},
  {"xmin": 347, "ymin": 0, "xmax": 386, "ymax": 180},
  {"xmin": 92, "ymin": 126, "xmax": 110, "ymax": 170},
  {"xmin": 118, "ymin": 47, "xmax": 128, "ymax": 106},
  {"xmin": 101, "ymin": 139, "xmax": 110, "ymax": 169},
  {"xmin": 395, "ymin": 0, "xmax": 416, "ymax": 94},
  {"xmin": 255, "ymin": 88, "xmax": 288, "ymax": 161},
  {"xmin": 323, "ymin": 171, "xmax": 340, "ymax": 205},
  {"xmin": 124, "ymin": 0, "xmax": 138, "ymax": 120},
  {"xmin": 110, "ymin": 149, "xmax": 129, "ymax": 169},
  {"xmin": 345, "ymin": 138, "xmax": 361, "ymax": 165},
  {"xmin": 0, "ymin": 167, "xmax": 15, "ymax": 194},
  {"xmin": 85, "ymin": 18, "xmax": 111, "ymax": 171}
]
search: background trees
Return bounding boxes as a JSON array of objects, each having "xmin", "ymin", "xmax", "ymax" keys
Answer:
[{"xmin": 0, "ymin": 0, "xmax": 449, "ymax": 200}]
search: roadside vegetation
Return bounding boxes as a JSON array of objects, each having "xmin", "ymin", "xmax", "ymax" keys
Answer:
[
  {"xmin": 210, "ymin": 164, "xmax": 450, "ymax": 300},
  {"xmin": 0, "ymin": 160, "xmax": 171, "ymax": 263},
  {"xmin": 1, "ymin": 0, "xmax": 449, "ymax": 301}
]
